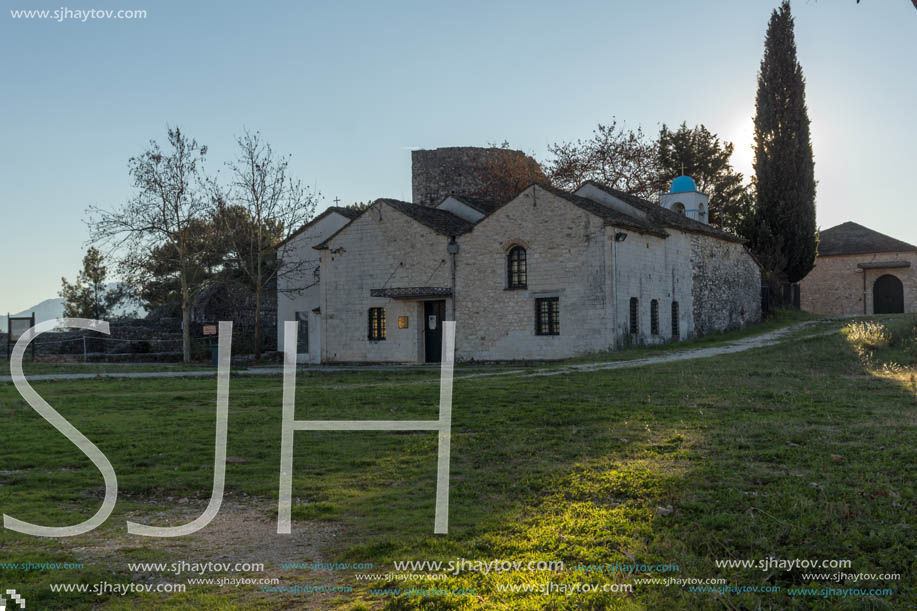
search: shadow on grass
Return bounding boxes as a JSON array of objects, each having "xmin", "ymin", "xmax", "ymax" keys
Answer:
[{"xmin": 329, "ymin": 323, "xmax": 913, "ymax": 610}]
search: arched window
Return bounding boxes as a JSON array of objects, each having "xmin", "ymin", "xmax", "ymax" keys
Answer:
[
  {"xmin": 671, "ymin": 301, "xmax": 680, "ymax": 338},
  {"xmin": 507, "ymin": 246, "xmax": 527, "ymax": 289},
  {"xmin": 671, "ymin": 202, "xmax": 686, "ymax": 215},
  {"xmin": 697, "ymin": 202, "xmax": 706, "ymax": 223},
  {"xmin": 629, "ymin": 297, "xmax": 639, "ymax": 334},
  {"xmin": 650, "ymin": 299, "xmax": 659, "ymax": 335}
]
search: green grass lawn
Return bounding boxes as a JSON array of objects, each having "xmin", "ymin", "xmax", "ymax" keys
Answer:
[
  {"xmin": 7, "ymin": 361, "xmax": 221, "ymax": 375},
  {"xmin": 0, "ymin": 314, "xmax": 913, "ymax": 609}
]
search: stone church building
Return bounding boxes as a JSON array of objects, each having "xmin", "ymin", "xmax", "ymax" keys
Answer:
[
  {"xmin": 800, "ymin": 221, "xmax": 916, "ymax": 315},
  {"xmin": 279, "ymin": 147, "xmax": 762, "ymax": 363}
]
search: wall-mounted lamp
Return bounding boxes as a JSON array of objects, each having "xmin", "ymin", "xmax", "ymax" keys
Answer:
[{"xmin": 614, "ymin": 232, "xmax": 628, "ymax": 242}]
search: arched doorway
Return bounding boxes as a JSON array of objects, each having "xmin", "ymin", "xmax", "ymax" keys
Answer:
[{"xmin": 873, "ymin": 274, "xmax": 904, "ymax": 314}]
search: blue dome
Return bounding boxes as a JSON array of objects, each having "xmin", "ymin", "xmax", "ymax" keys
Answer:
[{"xmin": 670, "ymin": 176, "xmax": 697, "ymax": 193}]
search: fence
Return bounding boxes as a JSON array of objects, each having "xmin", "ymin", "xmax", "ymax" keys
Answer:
[
  {"xmin": 761, "ymin": 281, "xmax": 800, "ymax": 316},
  {"xmin": 0, "ymin": 319, "xmax": 276, "ymax": 362}
]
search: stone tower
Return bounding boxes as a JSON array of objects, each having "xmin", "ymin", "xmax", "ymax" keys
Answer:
[
  {"xmin": 659, "ymin": 176, "xmax": 709, "ymax": 224},
  {"xmin": 411, "ymin": 146, "xmax": 547, "ymax": 207}
]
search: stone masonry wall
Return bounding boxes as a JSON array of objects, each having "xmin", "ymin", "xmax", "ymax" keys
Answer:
[
  {"xmin": 411, "ymin": 147, "xmax": 546, "ymax": 206},
  {"xmin": 690, "ymin": 237, "xmax": 761, "ymax": 335},
  {"xmin": 320, "ymin": 202, "xmax": 453, "ymax": 363},
  {"xmin": 1, "ymin": 318, "xmax": 188, "ymax": 361},
  {"xmin": 454, "ymin": 186, "xmax": 610, "ymax": 360},
  {"xmin": 799, "ymin": 251, "xmax": 917, "ymax": 315},
  {"xmin": 192, "ymin": 284, "xmax": 277, "ymax": 349}
]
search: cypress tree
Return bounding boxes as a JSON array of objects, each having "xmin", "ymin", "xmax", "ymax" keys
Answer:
[{"xmin": 750, "ymin": 1, "xmax": 817, "ymax": 284}]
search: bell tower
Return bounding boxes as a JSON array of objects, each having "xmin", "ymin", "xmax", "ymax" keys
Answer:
[{"xmin": 660, "ymin": 175, "xmax": 709, "ymax": 224}]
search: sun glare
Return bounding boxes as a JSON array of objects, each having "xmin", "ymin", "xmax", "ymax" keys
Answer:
[{"xmin": 728, "ymin": 110, "xmax": 755, "ymax": 181}]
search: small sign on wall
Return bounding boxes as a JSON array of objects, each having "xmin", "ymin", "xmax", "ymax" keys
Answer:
[
  {"xmin": 203, "ymin": 325, "xmax": 218, "ymax": 336},
  {"xmin": 398, "ymin": 316, "xmax": 409, "ymax": 329}
]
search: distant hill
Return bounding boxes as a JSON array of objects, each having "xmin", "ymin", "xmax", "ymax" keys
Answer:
[
  {"xmin": 0, "ymin": 297, "xmax": 66, "ymax": 331},
  {"xmin": 0, "ymin": 285, "xmax": 142, "ymax": 331}
]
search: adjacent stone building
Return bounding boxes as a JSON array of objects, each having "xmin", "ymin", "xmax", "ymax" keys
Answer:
[
  {"xmin": 275, "ymin": 206, "xmax": 361, "ymax": 362},
  {"xmin": 800, "ymin": 222, "xmax": 917, "ymax": 315},
  {"xmin": 296, "ymin": 148, "xmax": 762, "ymax": 363}
]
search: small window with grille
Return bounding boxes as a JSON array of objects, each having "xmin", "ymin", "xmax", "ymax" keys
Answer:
[
  {"xmin": 671, "ymin": 301, "xmax": 680, "ymax": 338},
  {"xmin": 368, "ymin": 307, "xmax": 386, "ymax": 341},
  {"xmin": 629, "ymin": 297, "xmax": 639, "ymax": 334},
  {"xmin": 650, "ymin": 299, "xmax": 659, "ymax": 335},
  {"xmin": 535, "ymin": 297, "xmax": 559, "ymax": 335}
]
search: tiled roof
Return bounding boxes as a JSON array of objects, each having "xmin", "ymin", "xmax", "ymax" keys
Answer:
[
  {"xmin": 329, "ymin": 206, "xmax": 363, "ymax": 219},
  {"xmin": 817, "ymin": 222, "xmax": 917, "ymax": 257},
  {"xmin": 856, "ymin": 261, "xmax": 911, "ymax": 270},
  {"xmin": 314, "ymin": 199, "xmax": 472, "ymax": 250},
  {"xmin": 447, "ymin": 194, "xmax": 502, "ymax": 215},
  {"xmin": 279, "ymin": 206, "xmax": 362, "ymax": 247},
  {"xmin": 379, "ymin": 199, "xmax": 474, "ymax": 236},
  {"xmin": 578, "ymin": 180, "xmax": 744, "ymax": 243},
  {"xmin": 314, "ymin": 183, "xmax": 755, "ymax": 253},
  {"xmin": 536, "ymin": 184, "xmax": 668, "ymax": 237}
]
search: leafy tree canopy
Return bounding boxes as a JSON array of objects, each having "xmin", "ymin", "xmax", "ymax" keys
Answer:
[
  {"xmin": 654, "ymin": 122, "xmax": 749, "ymax": 234},
  {"xmin": 59, "ymin": 247, "xmax": 126, "ymax": 320}
]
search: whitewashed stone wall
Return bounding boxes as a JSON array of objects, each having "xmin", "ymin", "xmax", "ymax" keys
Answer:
[
  {"xmin": 320, "ymin": 203, "xmax": 453, "ymax": 363},
  {"xmin": 276, "ymin": 211, "xmax": 354, "ymax": 354},
  {"xmin": 611, "ymin": 230, "xmax": 695, "ymax": 346}
]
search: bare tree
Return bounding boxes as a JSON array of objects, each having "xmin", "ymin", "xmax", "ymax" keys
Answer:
[
  {"xmin": 88, "ymin": 127, "xmax": 210, "ymax": 363},
  {"xmin": 545, "ymin": 118, "xmax": 659, "ymax": 199},
  {"xmin": 213, "ymin": 129, "xmax": 319, "ymax": 361}
]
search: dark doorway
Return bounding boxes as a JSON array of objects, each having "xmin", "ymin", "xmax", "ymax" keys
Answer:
[
  {"xmin": 296, "ymin": 311, "xmax": 309, "ymax": 353},
  {"xmin": 873, "ymin": 274, "xmax": 904, "ymax": 314},
  {"xmin": 424, "ymin": 300, "xmax": 446, "ymax": 363}
]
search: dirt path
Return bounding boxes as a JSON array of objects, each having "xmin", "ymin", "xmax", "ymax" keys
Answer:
[
  {"xmin": 525, "ymin": 320, "xmax": 828, "ymax": 378},
  {"xmin": 65, "ymin": 498, "xmax": 347, "ymax": 609}
]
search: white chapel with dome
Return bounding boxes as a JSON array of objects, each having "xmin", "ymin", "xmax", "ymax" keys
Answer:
[{"xmin": 660, "ymin": 175, "xmax": 710, "ymax": 224}]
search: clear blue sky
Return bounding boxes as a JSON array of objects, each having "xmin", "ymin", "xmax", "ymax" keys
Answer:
[{"xmin": 1, "ymin": 0, "xmax": 915, "ymax": 314}]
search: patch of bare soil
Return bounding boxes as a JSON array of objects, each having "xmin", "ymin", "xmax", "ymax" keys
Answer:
[{"xmin": 64, "ymin": 495, "xmax": 353, "ymax": 609}]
